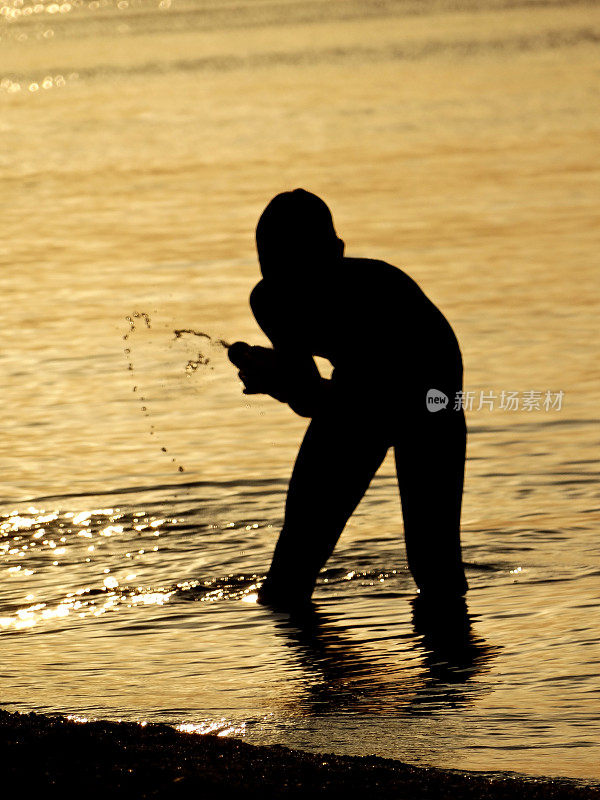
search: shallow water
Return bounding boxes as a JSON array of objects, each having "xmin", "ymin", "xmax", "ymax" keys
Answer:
[{"xmin": 1, "ymin": 0, "xmax": 599, "ymax": 784}]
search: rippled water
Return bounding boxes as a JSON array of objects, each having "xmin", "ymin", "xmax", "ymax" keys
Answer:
[{"xmin": 1, "ymin": 0, "xmax": 599, "ymax": 784}]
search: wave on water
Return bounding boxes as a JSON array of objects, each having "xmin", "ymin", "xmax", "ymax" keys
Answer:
[
  {"xmin": 0, "ymin": 497, "xmax": 533, "ymax": 633},
  {"xmin": 4, "ymin": 26, "xmax": 599, "ymax": 86},
  {"xmin": 0, "ymin": 495, "xmax": 413, "ymax": 630}
]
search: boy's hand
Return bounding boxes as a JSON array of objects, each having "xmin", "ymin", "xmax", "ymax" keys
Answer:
[{"xmin": 228, "ymin": 342, "xmax": 287, "ymax": 400}]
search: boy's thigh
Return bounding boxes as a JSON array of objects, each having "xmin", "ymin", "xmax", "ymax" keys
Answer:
[
  {"xmin": 392, "ymin": 409, "xmax": 466, "ymax": 519},
  {"xmin": 285, "ymin": 409, "xmax": 389, "ymax": 523}
]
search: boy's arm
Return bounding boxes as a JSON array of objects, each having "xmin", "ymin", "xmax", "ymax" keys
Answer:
[{"xmin": 249, "ymin": 282, "xmax": 330, "ymax": 418}]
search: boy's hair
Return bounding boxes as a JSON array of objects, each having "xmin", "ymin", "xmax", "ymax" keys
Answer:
[{"xmin": 256, "ymin": 189, "xmax": 344, "ymax": 278}]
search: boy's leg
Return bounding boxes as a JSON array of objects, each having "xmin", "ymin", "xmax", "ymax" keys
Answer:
[
  {"xmin": 394, "ymin": 408, "xmax": 468, "ymax": 597},
  {"xmin": 259, "ymin": 411, "xmax": 389, "ymax": 607}
]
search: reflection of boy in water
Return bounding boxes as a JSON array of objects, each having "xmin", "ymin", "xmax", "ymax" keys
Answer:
[{"xmin": 229, "ymin": 189, "xmax": 468, "ymax": 609}]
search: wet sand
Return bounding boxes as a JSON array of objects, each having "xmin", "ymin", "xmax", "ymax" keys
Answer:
[{"xmin": 1, "ymin": 709, "xmax": 597, "ymax": 799}]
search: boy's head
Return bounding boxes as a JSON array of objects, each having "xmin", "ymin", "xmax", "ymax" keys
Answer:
[{"xmin": 256, "ymin": 189, "xmax": 344, "ymax": 279}]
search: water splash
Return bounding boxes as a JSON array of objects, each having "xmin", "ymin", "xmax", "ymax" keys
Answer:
[
  {"xmin": 172, "ymin": 329, "xmax": 230, "ymax": 377},
  {"xmin": 172, "ymin": 329, "xmax": 230, "ymax": 349},
  {"xmin": 123, "ymin": 318, "xmax": 235, "ymax": 474},
  {"xmin": 123, "ymin": 312, "xmax": 186, "ymax": 473}
]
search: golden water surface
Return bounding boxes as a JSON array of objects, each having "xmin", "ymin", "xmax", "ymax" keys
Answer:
[{"xmin": 1, "ymin": 0, "xmax": 599, "ymax": 783}]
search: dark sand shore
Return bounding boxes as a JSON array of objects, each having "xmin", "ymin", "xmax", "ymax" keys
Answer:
[{"xmin": 1, "ymin": 709, "xmax": 598, "ymax": 799}]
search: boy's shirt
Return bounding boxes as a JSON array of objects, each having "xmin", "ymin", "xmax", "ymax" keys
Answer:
[{"xmin": 249, "ymin": 257, "xmax": 463, "ymax": 417}]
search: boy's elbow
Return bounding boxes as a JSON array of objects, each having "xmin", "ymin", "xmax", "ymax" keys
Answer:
[
  {"xmin": 288, "ymin": 400, "xmax": 315, "ymax": 418},
  {"xmin": 287, "ymin": 378, "xmax": 330, "ymax": 418}
]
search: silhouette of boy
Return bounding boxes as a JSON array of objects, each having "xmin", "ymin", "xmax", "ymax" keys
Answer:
[{"xmin": 229, "ymin": 189, "xmax": 468, "ymax": 609}]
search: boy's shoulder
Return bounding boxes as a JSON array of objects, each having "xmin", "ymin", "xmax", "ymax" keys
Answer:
[
  {"xmin": 249, "ymin": 279, "xmax": 271, "ymax": 318},
  {"xmin": 250, "ymin": 258, "xmax": 422, "ymax": 308},
  {"xmin": 249, "ymin": 280, "xmax": 292, "ymax": 329},
  {"xmin": 343, "ymin": 256, "xmax": 412, "ymax": 279},
  {"xmin": 342, "ymin": 257, "xmax": 424, "ymax": 298},
  {"xmin": 249, "ymin": 279, "xmax": 265, "ymax": 303}
]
